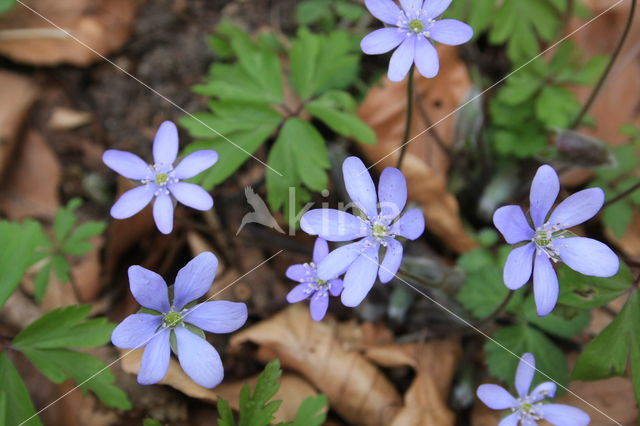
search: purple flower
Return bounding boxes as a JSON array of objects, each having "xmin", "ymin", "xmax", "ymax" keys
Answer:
[
  {"xmin": 111, "ymin": 252, "xmax": 247, "ymax": 388},
  {"xmin": 360, "ymin": 0, "xmax": 473, "ymax": 81},
  {"xmin": 103, "ymin": 121, "xmax": 218, "ymax": 234},
  {"xmin": 286, "ymin": 238, "xmax": 344, "ymax": 321},
  {"xmin": 477, "ymin": 353, "xmax": 590, "ymax": 426},
  {"xmin": 300, "ymin": 156, "xmax": 425, "ymax": 307},
  {"xmin": 494, "ymin": 164, "xmax": 619, "ymax": 316}
]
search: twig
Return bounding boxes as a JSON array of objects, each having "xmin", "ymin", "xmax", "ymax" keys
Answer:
[{"xmin": 603, "ymin": 179, "xmax": 640, "ymax": 207}]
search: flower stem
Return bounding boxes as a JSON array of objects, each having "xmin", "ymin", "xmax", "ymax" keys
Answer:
[
  {"xmin": 396, "ymin": 65, "xmax": 415, "ymax": 170},
  {"xmin": 477, "ymin": 290, "xmax": 513, "ymax": 327},
  {"xmin": 570, "ymin": 0, "xmax": 637, "ymax": 129},
  {"xmin": 603, "ymin": 179, "xmax": 640, "ymax": 207}
]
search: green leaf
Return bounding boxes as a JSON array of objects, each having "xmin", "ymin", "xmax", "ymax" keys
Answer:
[
  {"xmin": 13, "ymin": 305, "xmax": 115, "ymax": 349},
  {"xmin": 603, "ymin": 201, "xmax": 633, "ymax": 238},
  {"xmin": 230, "ymin": 35, "xmax": 283, "ymax": 104},
  {"xmin": 305, "ymin": 90, "xmax": 376, "ymax": 144},
  {"xmin": 267, "ymin": 118, "xmax": 329, "ymax": 214},
  {"xmin": 0, "ymin": 219, "xmax": 45, "ymax": 309},
  {"xmin": 0, "ymin": 0, "xmax": 16, "ymax": 14},
  {"xmin": 238, "ymin": 359, "xmax": 283, "ymax": 426},
  {"xmin": 217, "ymin": 397, "xmax": 236, "ymax": 426},
  {"xmin": 292, "ymin": 394, "xmax": 328, "ymax": 426},
  {"xmin": 572, "ymin": 290, "xmax": 640, "ymax": 383},
  {"xmin": 62, "ymin": 221, "xmax": 106, "ymax": 255},
  {"xmin": 557, "ymin": 262, "xmax": 632, "ymax": 309},
  {"xmin": 53, "ymin": 198, "xmax": 82, "ymax": 243},
  {"xmin": 34, "ymin": 262, "xmax": 52, "ymax": 302},
  {"xmin": 143, "ymin": 419, "xmax": 164, "ymax": 426},
  {"xmin": 0, "ymin": 352, "xmax": 42, "ymax": 426},
  {"xmin": 20, "ymin": 348, "xmax": 130, "ymax": 409},
  {"xmin": 295, "ymin": 0, "xmax": 333, "ymax": 26},
  {"xmin": 334, "ymin": 1, "xmax": 365, "ymax": 21},
  {"xmin": 535, "ymin": 86, "xmax": 581, "ymax": 128},
  {"xmin": 485, "ymin": 323, "xmax": 568, "ymax": 390},
  {"xmin": 523, "ymin": 298, "xmax": 590, "ymax": 338},
  {"xmin": 51, "ymin": 254, "xmax": 71, "ymax": 284}
]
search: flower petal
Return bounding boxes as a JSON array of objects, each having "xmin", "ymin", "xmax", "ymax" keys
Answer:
[
  {"xmin": 103, "ymin": 150, "xmax": 149, "ymax": 180},
  {"xmin": 414, "ymin": 37, "xmax": 439, "ymax": 78},
  {"xmin": 533, "ymin": 253, "xmax": 559, "ymax": 316},
  {"xmin": 476, "ymin": 384, "xmax": 517, "ymax": 409},
  {"xmin": 329, "ymin": 278, "xmax": 343, "ymax": 296},
  {"xmin": 429, "ymin": 19, "xmax": 473, "ymax": 46},
  {"xmin": 310, "ymin": 293, "xmax": 329, "ymax": 321},
  {"xmin": 498, "ymin": 412, "xmax": 520, "ymax": 426},
  {"xmin": 400, "ymin": 0, "xmax": 423, "ymax": 13},
  {"xmin": 378, "ymin": 238, "xmax": 403, "ymax": 283},
  {"xmin": 128, "ymin": 265, "xmax": 170, "ymax": 312},
  {"xmin": 341, "ymin": 245, "xmax": 379, "ymax": 307},
  {"xmin": 530, "ymin": 381, "xmax": 556, "ymax": 402},
  {"xmin": 388, "ymin": 35, "xmax": 416, "ymax": 82},
  {"xmin": 173, "ymin": 150, "xmax": 218, "ymax": 180},
  {"xmin": 558, "ymin": 237, "xmax": 619, "ymax": 277},
  {"xmin": 153, "ymin": 121, "xmax": 179, "ymax": 166},
  {"xmin": 542, "ymin": 404, "xmax": 590, "ymax": 426},
  {"xmin": 111, "ymin": 313, "xmax": 162, "ymax": 349},
  {"xmin": 174, "ymin": 251, "xmax": 218, "ymax": 310},
  {"xmin": 175, "ymin": 327, "xmax": 223, "ymax": 388},
  {"xmin": 530, "ymin": 164, "xmax": 560, "ymax": 228},
  {"xmin": 138, "ymin": 329, "xmax": 170, "ymax": 385},
  {"xmin": 153, "ymin": 192, "xmax": 174, "ymax": 234},
  {"xmin": 391, "ymin": 208, "xmax": 425, "ymax": 240},
  {"xmin": 184, "ymin": 301, "xmax": 247, "ymax": 334},
  {"xmin": 515, "ymin": 352, "xmax": 535, "ymax": 397},
  {"xmin": 343, "ymin": 156, "xmax": 378, "ymax": 219},
  {"xmin": 286, "ymin": 264, "xmax": 310, "ymax": 282},
  {"xmin": 317, "ymin": 241, "xmax": 366, "ymax": 280},
  {"xmin": 110, "ymin": 185, "xmax": 155, "ymax": 219},
  {"xmin": 548, "ymin": 188, "xmax": 605, "ymax": 229},
  {"xmin": 361, "ymin": 28, "xmax": 406, "ymax": 55},
  {"xmin": 300, "ymin": 209, "xmax": 369, "ymax": 242},
  {"xmin": 287, "ymin": 283, "xmax": 314, "ymax": 303},
  {"xmin": 503, "ymin": 243, "xmax": 535, "ymax": 290},
  {"xmin": 364, "ymin": 0, "xmax": 403, "ymax": 25},
  {"xmin": 313, "ymin": 238, "xmax": 330, "ymax": 264},
  {"xmin": 169, "ymin": 182, "xmax": 213, "ymax": 211},
  {"xmin": 493, "ymin": 205, "xmax": 534, "ymax": 244},
  {"xmin": 378, "ymin": 167, "xmax": 407, "ymax": 220},
  {"xmin": 423, "ymin": 0, "xmax": 452, "ymax": 18}
]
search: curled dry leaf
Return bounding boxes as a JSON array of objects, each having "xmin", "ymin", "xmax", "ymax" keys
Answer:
[
  {"xmin": 365, "ymin": 340, "xmax": 462, "ymax": 426},
  {"xmin": 0, "ymin": 0, "xmax": 144, "ymax": 66},
  {"xmin": 0, "ymin": 130, "xmax": 61, "ymax": 220},
  {"xmin": 357, "ymin": 46, "xmax": 476, "ymax": 253},
  {"xmin": 119, "ymin": 348, "xmax": 318, "ymax": 423},
  {"xmin": 229, "ymin": 304, "xmax": 403, "ymax": 425},
  {"xmin": 0, "ymin": 71, "xmax": 39, "ymax": 177}
]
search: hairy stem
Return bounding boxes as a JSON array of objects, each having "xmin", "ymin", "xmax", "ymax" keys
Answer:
[
  {"xmin": 396, "ymin": 65, "xmax": 415, "ymax": 170},
  {"xmin": 570, "ymin": 0, "xmax": 637, "ymax": 129},
  {"xmin": 604, "ymin": 179, "xmax": 640, "ymax": 207}
]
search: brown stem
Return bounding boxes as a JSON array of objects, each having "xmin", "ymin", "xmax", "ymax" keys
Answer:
[
  {"xmin": 396, "ymin": 65, "xmax": 415, "ymax": 170},
  {"xmin": 603, "ymin": 179, "xmax": 640, "ymax": 207}
]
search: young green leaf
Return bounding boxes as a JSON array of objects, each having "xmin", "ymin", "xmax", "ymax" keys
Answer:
[
  {"xmin": 53, "ymin": 198, "xmax": 82, "ymax": 243},
  {"xmin": 0, "ymin": 353, "xmax": 41, "ymax": 426},
  {"xmin": 238, "ymin": 359, "xmax": 283, "ymax": 426},
  {"xmin": 292, "ymin": 394, "xmax": 328, "ymax": 426},
  {"xmin": 217, "ymin": 397, "xmax": 237, "ymax": 426}
]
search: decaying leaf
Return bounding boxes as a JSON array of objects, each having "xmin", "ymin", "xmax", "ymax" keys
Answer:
[
  {"xmin": 119, "ymin": 348, "xmax": 318, "ymax": 423},
  {"xmin": 365, "ymin": 340, "xmax": 462, "ymax": 426},
  {"xmin": 357, "ymin": 46, "xmax": 476, "ymax": 253},
  {"xmin": 229, "ymin": 304, "xmax": 403, "ymax": 425},
  {"xmin": 0, "ymin": 0, "xmax": 144, "ymax": 66}
]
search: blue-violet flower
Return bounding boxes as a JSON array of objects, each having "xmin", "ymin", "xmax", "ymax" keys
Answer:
[
  {"xmin": 493, "ymin": 164, "xmax": 619, "ymax": 316},
  {"xmin": 286, "ymin": 238, "xmax": 344, "ymax": 321},
  {"xmin": 300, "ymin": 156, "xmax": 425, "ymax": 307},
  {"xmin": 361, "ymin": 0, "xmax": 473, "ymax": 81},
  {"xmin": 103, "ymin": 121, "xmax": 218, "ymax": 234},
  {"xmin": 477, "ymin": 353, "xmax": 590, "ymax": 426},
  {"xmin": 111, "ymin": 252, "xmax": 247, "ymax": 388}
]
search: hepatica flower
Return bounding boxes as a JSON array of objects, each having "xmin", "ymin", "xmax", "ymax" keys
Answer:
[
  {"xmin": 301, "ymin": 156, "xmax": 425, "ymax": 307},
  {"xmin": 361, "ymin": 0, "xmax": 473, "ymax": 81},
  {"xmin": 111, "ymin": 252, "xmax": 247, "ymax": 388},
  {"xmin": 477, "ymin": 353, "xmax": 590, "ymax": 426},
  {"xmin": 286, "ymin": 238, "xmax": 343, "ymax": 321},
  {"xmin": 494, "ymin": 164, "xmax": 619, "ymax": 316},
  {"xmin": 103, "ymin": 121, "xmax": 218, "ymax": 234}
]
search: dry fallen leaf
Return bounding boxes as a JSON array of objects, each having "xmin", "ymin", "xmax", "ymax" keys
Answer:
[
  {"xmin": 365, "ymin": 340, "xmax": 462, "ymax": 426},
  {"xmin": 0, "ymin": 71, "xmax": 39, "ymax": 177},
  {"xmin": 0, "ymin": 0, "xmax": 144, "ymax": 66},
  {"xmin": 0, "ymin": 130, "xmax": 61, "ymax": 220},
  {"xmin": 358, "ymin": 46, "xmax": 476, "ymax": 253},
  {"xmin": 119, "ymin": 348, "xmax": 318, "ymax": 423},
  {"xmin": 48, "ymin": 107, "xmax": 92, "ymax": 131},
  {"xmin": 229, "ymin": 304, "xmax": 403, "ymax": 425}
]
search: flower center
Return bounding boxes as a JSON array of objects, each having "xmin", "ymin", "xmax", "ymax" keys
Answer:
[
  {"xmin": 532, "ymin": 223, "xmax": 571, "ymax": 262},
  {"xmin": 515, "ymin": 400, "xmax": 543, "ymax": 421},
  {"xmin": 408, "ymin": 19, "xmax": 424, "ymax": 33},
  {"xmin": 163, "ymin": 311, "xmax": 183, "ymax": 328},
  {"xmin": 155, "ymin": 172, "xmax": 169, "ymax": 186},
  {"xmin": 372, "ymin": 224, "xmax": 388, "ymax": 238}
]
